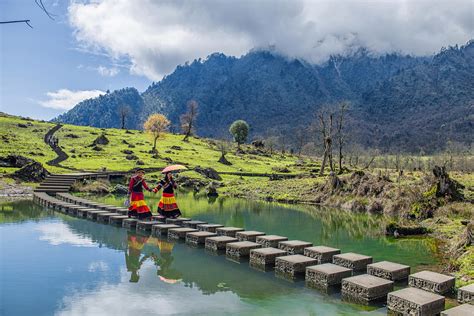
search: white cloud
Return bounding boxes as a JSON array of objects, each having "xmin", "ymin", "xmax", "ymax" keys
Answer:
[
  {"xmin": 39, "ymin": 89, "xmax": 105, "ymax": 110},
  {"xmin": 96, "ymin": 65, "xmax": 119, "ymax": 77},
  {"xmin": 68, "ymin": 0, "xmax": 473, "ymax": 81},
  {"xmin": 36, "ymin": 222, "xmax": 97, "ymax": 247}
]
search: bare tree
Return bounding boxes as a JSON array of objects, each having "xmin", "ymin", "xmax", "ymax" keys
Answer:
[
  {"xmin": 180, "ymin": 100, "xmax": 199, "ymax": 141},
  {"xmin": 335, "ymin": 102, "xmax": 348, "ymax": 173},
  {"xmin": 265, "ymin": 136, "xmax": 279, "ymax": 155},
  {"xmin": 294, "ymin": 128, "xmax": 308, "ymax": 157},
  {"xmin": 217, "ymin": 140, "xmax": 232, "ymax": 165},
  {"xmin": 317, "ymin": 107, "xmax": 334, "ymax": 176},
  {"xmin": 118, "ymin": 105, "xmax": 131, "ymax": 129},
  {"xmin": 0, "ymin": 0, "xmax": 55, "ymax": 28}
]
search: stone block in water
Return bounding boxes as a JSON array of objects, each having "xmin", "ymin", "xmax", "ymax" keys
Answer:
[
  {"xmin": 136, "ymin": 221, "xmax": 162, "ymax": 232},
  {"xmin": 184, "ymin": 220, "xmax": 207, "ymax": 229},
  {"xmin": 205, "ymin": 236, "xmax": 238, "ymax": 251},
  {"xmin": 197, "ymin": 224, "xmax": 224, "ymax": 232},
  {"xmin": 441, "ymin": 304, "xmax": 474, "ymax": 316},
  {"xmin": 116, "ymin": 209, "xmax": 129, "ymax": 215},
  {"xmin": 333, "ymin": 252, "xmax": 373, "ymax": 271},
  {"xmin": 97, "ymin": 212, "xmax": 117, "ymax": 223},
  {"xmin": 109, "ymin": 215, "xmax": 129, "ymax": 225},
  {"xmin": 457, "ymin": 283, "xmax": 474, "ymax": 304},
  {"xmin": 387, "ymin": 287, "xmax": 445, "ymax": 316},
  {"xmin": 367, "ymin": 261, "xmax": 410, "ymax": 281},
  {"xmin": 166, "ymin": 217, "xmax": 191, "ymax": 226},
  {"xmin": 187, "ymin": 231, "xmax": 218, "ymax": 245},
  {"xmin": 341, "ymin": 274, "xmax": 393, "ymax": 303},
  {"xmin": 275, "ymin": 255, "xmax": 318, "ymax": 277},
  {"xmin": 152, "ymin": 224, "xmax": 180, "ymax": 236},
  {"xmin": 77, "ymin": 208, "xmax": 96, "ymax": 218},
  {"xmin": 151, "ymin": 215, "xmax": 165, "ymax": 222},
  {"xmin": 226, "ymin": 241, "xmax": 261, "ymax": 258},
  {"xmin": 96, "ymin": 204, "xmax": 115, "ymax": 210},
  {"xmin": 87, "ymin": 210, "xmax": 108, "ymax": 220},
  {"xmin": 304, "ymin": 246, "xmax": 341, "ymax": 264},
  {"xmin": 236, "ymin": 230, "xmax": 265, "ymax": 242},
  {"xmin": 168, "ymin": 227, "xmax": 198, "ymax": 239},
  {"xmin": 250, "ymin": 247, "xmax": 287, "ymax": 266},
  {"xmin": 256, "ymin": 235, "xmax": 288, "ymax": 248},
  {"xmin": 409, "ymin": 271, "xmax": 455, "ymax": 295},
  {"xmin": 278, "ymin": 240, "xmax": 313, "ymax": 255},
  {"xmin": 216, "ymin": 227, "xmax": 245, "ymax": 237},
  {"xmin": 306, "ymin": 263, "xmax": 352, "ymax": 288},
  {"xmin": 122, "ymin": 218, "xmax": 138, "ymax": 229}
]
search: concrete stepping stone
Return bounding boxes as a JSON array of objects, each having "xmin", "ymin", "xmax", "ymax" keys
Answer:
[
  {"xmin": 152, "ymin": 224, "xmax": 180, "ymax": 236},
  {"xmin": 387, "ymin": 287, "xmax": 445, "ymax": 316},
  {"xmin": 205, "ymin": 236, "xmax": 238, "ymax": 251},
  {"xmin": 109, "ymin": 215, "xmax": 129, "ymax": 225},
  {"xmin": 187, "ymin": 231, "xmax": 218, "ymax": 246},
  {"xmin": 250, "ymin": 247, "xmax": 287, "ymax": 266},
  {"xmin": 304, "ymin": 246, "xmax": 341, "ymax": 264},
  {"xmin": 333, "ymin": 252, "xmax": 373, "ymax": 271},
  {"xmin": 166, "ymin": 217, "xmax": 191, "ymax": 226},
  {"xmin": 457, "ymin": 283, "xmax": 474, "ymax": 304},
  {"xmin": 278, "ymin": 240, "xmax": 313, "ymax": 255},
  {"xmin": 87, "ymin": 210, "xmax": 108, "ymax": 220},
  {"xmin": 216, "ymin": 227, "xmax": 245, "ymax": 237},
  {"xmin": 151, "ymin": 215, "xmax": 166, "ymax": 222},
  {"xmin": 367, "ymin": 261, "xmax": 410, "ymax": 281},
  {"xmin": 116, "ymin": 209, "xmax": 129, "ymax": 215},
  {"xmin": 341, "ymin": 274, "xmax": 394, "ymax": 304},
  {"xmin": 441, "ymin": 303, "xmax": 474, "ymax": 316},
  {"xmin": 76, "ymin": 208, "xmax": 97, "ymax": 218},
  {"xmin": 275, "ymin": 254, "xmax": 318, "ymax": 278},
  {"xmin": 306, "ymin": 263, "xmax": 352, "ymax": 288},
  {"xmin": 236, "ymin": 231, "xmax": 265, "ymax": 242},
  {"xmin": 136, "ymin": 221, "xmax": 163, "ymax": 232},
  {"xmin": 122, "ymin": 218, "xmax": 138, "ymax": 229},
  {"xmin": 97, "ymin": 212, "xmax": 117, "ymax": 223},
  {"xmin": 198, "ymin": 224, "xmax": 225, "ymax": 232},
  {"xmin": 96, "ymin": 204, "xmax": 116, "ymax": 210},
  {"xmin": 256, "ymin": 235, "xmax": 288, "ymax": 248},
  {"xmin": 184, "ymin": 220, "xmax": 207, "ymax": 229},
  {"xmin": 409, "ymin": 271, "xmax": 455, "ymax": 295},
  {"xmin": 168, "ymin": 227, "xmax": 198, "ymax": 239},
  {"xmin": 226, "ymin": 241, "xmax": 262, "ymax": 258}
]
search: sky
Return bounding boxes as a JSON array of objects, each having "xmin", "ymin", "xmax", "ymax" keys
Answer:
[{"xmin": 1, "ymin": 0, "xmax": 473, "ymax": 120}]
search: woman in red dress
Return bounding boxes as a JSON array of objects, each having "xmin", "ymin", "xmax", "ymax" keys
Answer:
[
  {"xmin": 153, "ymin": 172, "xmax": 182, "ymax": 218},
  {"xmin": 127, "ymin": 168, "xmax": 153, "ymax": 220}
]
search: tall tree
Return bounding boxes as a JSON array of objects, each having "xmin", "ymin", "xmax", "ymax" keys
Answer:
[
  {"xmin": 229, "ymin": 120, "xmax": 249, "ymax": 150},
  {"xmin": 118, "ymin": 105, "xmax": 131, "ymax": 129},
  {"xmin": 317, "ymin": 107, "xmax": 334, "ymax": 176},
  {"xmin": 143, "ymin": 114, "xmax": 170, "ymax": 152},
  {"xmin": 180, "ymin": 100, "xmax": 199, "ymax": 141}
]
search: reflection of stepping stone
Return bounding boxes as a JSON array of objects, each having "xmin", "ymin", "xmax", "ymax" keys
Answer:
[
  {"xmin": 250, "ymin": 247, "xmax": 287, "ymax": 266},
  {"xmin": 205, "ymin": 236, "xmax": 238, "ymax": 251},
  {"xmin": 236, "ymin": 231, "xmax": 265, "ymax": 242},
  {"xmin": 226, "ymin": 241, "xmax": 261, "ymax": 258},
  {"xmin": 304, "ymin": 246, "xmax": 341, "ymax": 264},
  {"xmin": 187, "ymin": 231, "xmax": 217, "ymax": 245},
  {"xmin": 341, "ymin": 274, "xmax": 393, "ymax": 303},
  {"xmin": 278, "ymin": 240, "xmax": 313, "ymax": 255},
  {"xmin": 97, "ymin": 212, "xmax": 117, "ymax": 223},
  {"xmin": 197, "ymin": 224, "xmax": 224, "ymax": 233},
  {"xmin": 168, "ymin": 227, "xmax": 198, "ymax": 239},
  {"xmin": 109, "ymin": 215, "xmax": 129, "ymax": 225},
  {"xmin": 387, "ymin": 287, "xmax": 445, "ymax": 315},
  {"xmin": 409, "ymin": 271, "xmax": 455, "ymax": 295},
  {"xmin": 184, "ymin": 220, "xmax": 207, "ymax": 229},
  {"xmin": 216, "ymin": 227, "xmax": 245, "ymax": 237},
  {"xmin": 457, "ymin": 283, "xmax": 474, "ymax": 304},
  {"xmin": 441, "ymin": 304, "xmax": 474, "ymax": 316},
  {"xmin": 306, "ymin": 263, "xmax": 352, "ymax": 288},
  {"xmin": 275, "ymin": 255, "xmax": 317, "ymax": 277},
  {"xmin": 256, "ymin": 235, "xmax": 288, "ymax": 248},
  {"xmin": 367, "ymin": 261, "xmax": 410, "ymax": 281},
  {"xmin": 122, "ymin": 218, "xmax": 138, "ymax": 228},
  {"xmin": 136, "ymin": 221, "xmax": 163, "ymax": 232},
  {"xmin": 152, "ymin": 224, "xmax": 180, "ymax": 236},
  {"xmin": 333, "ymin": 252, "xmax": 373, "ymax": 271}
]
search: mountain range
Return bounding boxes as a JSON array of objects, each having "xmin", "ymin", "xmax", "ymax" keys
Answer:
[{"xmin": 56, "ymin": 41, "xmax": 474, "ymax": 153}]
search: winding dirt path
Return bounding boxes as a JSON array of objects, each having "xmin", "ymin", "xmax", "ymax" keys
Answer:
[{"xmin": 44, "ymin": 124, "xmax": 70, "ymax": 167}]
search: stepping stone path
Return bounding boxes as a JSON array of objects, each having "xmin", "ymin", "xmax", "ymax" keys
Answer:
[
  {"xmin": 367, "ymin": 261, "xmax": 410, "ymax": 281},
  {"xmin": 184, "ymin": 220, "xmax": 207, "ymax": 229},
  {"xmin": 87, "ymin": 210, "xmax": 107, "ymax": 220},
  {"xmin": 109, "ymin": 215, "xmax": 129, "ymax": 225},
  {"xmin": 275, "ymin": 255, "xmax": 318, "ymax": 278},
  {"xmin": 136, "ymin": 221, "xmax": 162, "ymax": 232},
  {"xmin": 342, "ymin": 274, "xmax": 394, "ymax": 304},
  {"xmin": 216, "ymin": 227, "xmax": 245, "ymax": 237},
  {"xmin": 250, "ymin": 247, "xmax": 287, "ymax": 266},
  {"xmin": 152, "ymin": 224, "xmax": 180, "ymax": 236},
  {"xmin": 236, "ymin": 231, "xmax": 265, "ymax": 242},
  {"xmin": 97, "ymin": 212, "xmax": 117, "ymax": 223},
  {"xmin": 278, "ymin": 240, "xmax": 312, "ymax": 255},
  {"xmin": 387, "ymin": 287, "xmax": 445, "ymax": 315},
  {"xmin": 256, "ymin": 235, "xmax": 288, "ymax": 248},
  {"xmin": 168, "ymin": 227, "xmax": 198, "ymax": 239},
  {"xmin": 304, "ymin": 246, "xmax": 341, "ymax": 264},
  {"xmin": 333, "ymin": 252, "xmax": 373, "ymax": 271},
  {"xmin": 409, "ymin": 271, "xmax": 455, "ymax": 295},
  {"xmin": 457, "ymin": 283, "xmax": 474, "ymax": 304},
  {"xmin": 306, "ymin": 263, "xmax": 352, "ymax": 288},
  {"xmin": 187, "ymin": 231, "xmax": 217, "ymax": 246},
  {"xmin": 198, "ymin": 224, "xmax": 224, "ymax": 233},
  {"xmin": 205, "ymin": 236, "xmax": 238, "ymax": 251},
  {"xmin": 226, "ymin": 241, "xmax": 261, "ymax": 258}
]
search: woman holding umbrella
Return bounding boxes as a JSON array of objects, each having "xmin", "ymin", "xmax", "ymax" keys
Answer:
[{"xmin": 152, "ymin": 165, "xmax": 186, "ymax": 218}]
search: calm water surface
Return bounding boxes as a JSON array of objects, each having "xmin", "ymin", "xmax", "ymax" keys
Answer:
[{"xmin": 0, "ymin": 193, "xmax": 440, "ymax": 316}]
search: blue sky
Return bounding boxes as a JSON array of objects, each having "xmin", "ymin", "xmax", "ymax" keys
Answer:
[{"xmin": 1, "ymin": 0, "xmax": 472, "ymax": 121}]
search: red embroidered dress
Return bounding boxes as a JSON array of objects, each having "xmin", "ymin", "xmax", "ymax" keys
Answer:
[
  {"xmin": 154, "ymin": 179, "xmax": 182, "ymax": 218},
  {"xmin": 128, "ymin": 175, "xmax": 152, "ymax": 219}
]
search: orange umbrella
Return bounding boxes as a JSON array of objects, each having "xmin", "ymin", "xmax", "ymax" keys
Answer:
[{"xmin": 161, "ymin": 164, "xmax": 187, "ymax": 174}]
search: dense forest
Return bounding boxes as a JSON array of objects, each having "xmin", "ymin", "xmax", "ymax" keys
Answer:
[{"xmin": 56, "ymin": 41, "xmax": 474, "ymax": 153}]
